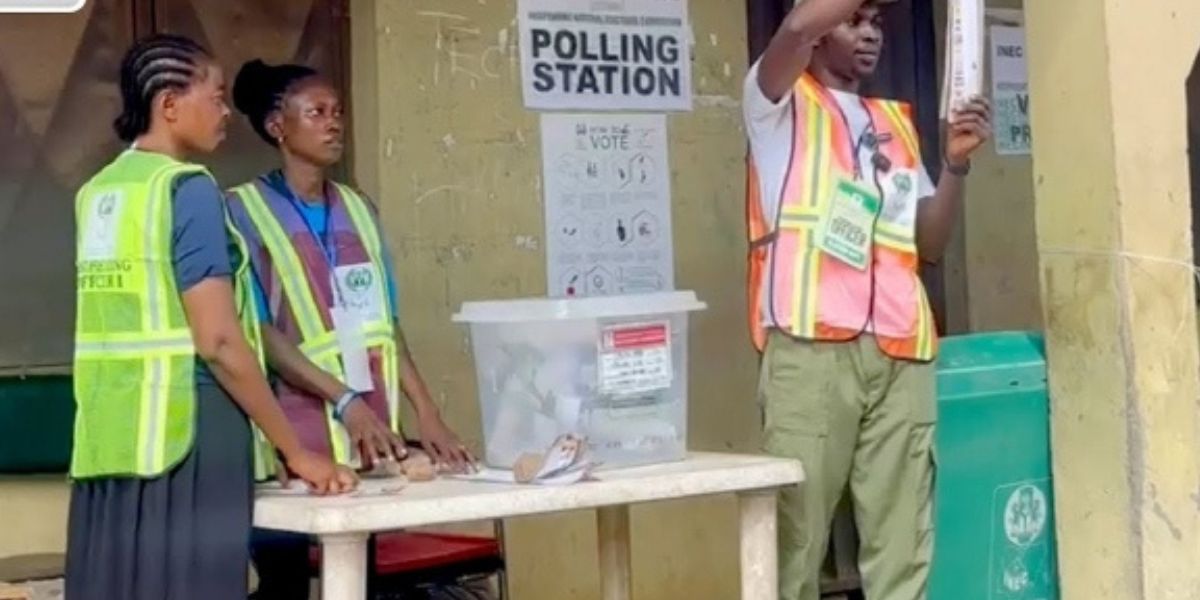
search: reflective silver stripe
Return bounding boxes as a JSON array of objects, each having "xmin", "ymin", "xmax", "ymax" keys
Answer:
[
  {"xmin": 142, "ymin": 164, "xmax": 203, "ymax": 474},
  {"xmin": 142, "ymin": 356, "xmax": 166, "ymax": 473},
  {"xmin": 143, "ymin": 165, "xmax": 175, "ymax": 331},
  {"xmin": 337, "ymin": 185, "xmax": 394, "ymax": 317},
  {"xmin": 141, "ymin": 168, "xmax": 170, "ymax": 472},
  {"xmin": 76, "ymin": 337, "xmax": 194, "ymax": 356},
  {"xmin": 336, "ymin": 184, "xmax": 383, "ymax": 256},
  {"xmin": 303, "ymin": 339, "xmax": 340, "ymax": 361},
  {"xmin": 140, "ymin": 166, "xmax": 172, "ymax": 475},
  {"xmin": 875, "ymin": 227, "xmax": 916, "ymax": 250},
  {"xmin": 234, "ymin": 184, "xmax": 327, "ymax": 342},
  {"xmin": 300, "ymin": 323, "xmax": 392, "ymax": 362},
  {"xmin": 380, "ymin": 340, "xmax": 400, "ymax": 432}
]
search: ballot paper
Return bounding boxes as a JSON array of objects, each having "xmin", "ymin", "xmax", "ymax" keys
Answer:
[
  {"xmin": 452, "ymin": 434, "xmax": 597, "ymax": 486},
  {"xmin": 450, "ymin": 465, "xmax": 594, "ymax": 486},
  {"xmin": 942, "ymin": 0, "xmax": 985, "ymax": 118}
]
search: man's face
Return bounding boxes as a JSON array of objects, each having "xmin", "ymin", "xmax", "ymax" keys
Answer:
[{"xmin": 817, "ymin": 5, "xmax": 885, "ymax": 80}]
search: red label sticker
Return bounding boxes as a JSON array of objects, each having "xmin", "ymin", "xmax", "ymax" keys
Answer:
[{"xmin": 605, "ymin": 324, "xmax": 668, "ymax": 350}]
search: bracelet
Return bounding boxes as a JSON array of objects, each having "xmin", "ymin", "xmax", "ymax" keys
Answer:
[
  {"xmin": 944, "ymin": 158, "xmax": 971, "ymax": 177},
  {"xmin": 333, "ymin": 391, "xmax": 359, "ymax": 422}
]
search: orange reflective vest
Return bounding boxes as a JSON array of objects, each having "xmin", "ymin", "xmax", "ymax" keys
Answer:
[{"xmin": 747, "ymin": 73, "xmax": 937, "ymax": 361}]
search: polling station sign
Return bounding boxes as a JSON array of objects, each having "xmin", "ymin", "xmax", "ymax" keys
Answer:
[{"xmin": 518, "ymin": 0, "xmax": 693, "ymax": 112}]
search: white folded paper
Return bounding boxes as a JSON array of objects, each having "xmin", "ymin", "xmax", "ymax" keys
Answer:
[
  {"xmin": 942, "ymin": 0, "xmax": 985, "ymax": 118},
  {"xmin": 453, "ymin": 433, "xmax": 597, "ymax": 486},
  {"xmin": 450, "ymin": 465, "xmax": 593, "ymax": 486}
]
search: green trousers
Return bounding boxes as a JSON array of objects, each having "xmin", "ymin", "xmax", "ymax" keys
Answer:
[{"xmin": 760, "ymin": 332, "xmax": 936, "ymax": 600}]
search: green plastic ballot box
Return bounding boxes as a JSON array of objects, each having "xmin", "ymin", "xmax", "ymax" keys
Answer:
[{"xmin": 931, "ymin": 332, "xmax": 1058, "ymax": 600}]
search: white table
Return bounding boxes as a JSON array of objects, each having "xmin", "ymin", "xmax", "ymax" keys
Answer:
[{"xmin": 254, "ymin": 452, "xmax": 804, "ymax": 600}]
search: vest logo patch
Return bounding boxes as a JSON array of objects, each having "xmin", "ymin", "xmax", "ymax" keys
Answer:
[
  {"xmin": 97, "ymin": 194, "xmax": 117, "ymax": 217},
  {"xmin": 81, "ymin": 190, "xmax": 125, "ymax": 261},
  {"xmin": 345, "ymin": 266, "xmax": 374, "ymax": 292}
]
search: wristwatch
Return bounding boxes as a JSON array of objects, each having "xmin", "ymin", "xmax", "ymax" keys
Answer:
[
  {"xmin": 944, "ymin": 158, "xmax": 971, "ymax": 177},
  {"xmin": 333, "ymin": 390, "xmax": 360, "ymax": 422}
]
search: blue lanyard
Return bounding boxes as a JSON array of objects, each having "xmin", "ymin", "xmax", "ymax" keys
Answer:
[
  {"xmin": 271, "ymin": 176, "xmax": 345, "ymax": 305},
  {"xmin": 274, "ymin": 177, "xmax": 337, "ymax": 267}
]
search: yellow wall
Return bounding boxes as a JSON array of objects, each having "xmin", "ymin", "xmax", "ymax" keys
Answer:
[
  {"xmin": 0, "ymin": 478, "xmax": 69, "ymax": 561},
  {"xmin": 349, "ymin": 1, "xmax": 758, "ymax": 599}
]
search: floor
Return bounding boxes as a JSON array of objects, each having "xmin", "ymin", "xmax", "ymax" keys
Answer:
[{"xmin": 12, "ymin": 579, "xmax": 61, "ymax": 600}]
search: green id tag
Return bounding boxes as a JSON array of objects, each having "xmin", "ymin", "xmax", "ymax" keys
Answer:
[{"xmin": 818, "ymin": 179, "xmax": 881, "ymax": 271}]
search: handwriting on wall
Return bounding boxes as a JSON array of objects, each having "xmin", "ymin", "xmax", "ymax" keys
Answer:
[{"xmin": 418, "ymin": 10, "xmax": 519, "ymax": 88}]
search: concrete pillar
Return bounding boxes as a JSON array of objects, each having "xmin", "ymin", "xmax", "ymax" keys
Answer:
[{"xmin": 1026, "ymin": 1, "xmax": 1200, "ymax": 598}]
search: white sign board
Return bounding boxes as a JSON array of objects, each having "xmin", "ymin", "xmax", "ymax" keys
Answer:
[
  {"xmin": 990, "ymin": 26, "xmax": 1031, "ymax": 156},
  {"xmin": 541, "ymin": 113, "xmax": 674, "ymax": 298},
  {"xmin": 942, "ymin": 0, "xmax": 985, "ymax": 119},
  {"xmin": 518, "ymin": 0, "xmax": 693, "ymax": 112},
  {"xmin": 599, "ymin": 322, "xmax": 673, "ymax": 396},
  {"xmin": 0, "ymin": 0, "xmax": 84, "ymax": 12}
]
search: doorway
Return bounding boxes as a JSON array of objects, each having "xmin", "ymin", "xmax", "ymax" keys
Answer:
[{"xmin": 0, "ymin": 0, "xmax": 349, "ymax": 372}]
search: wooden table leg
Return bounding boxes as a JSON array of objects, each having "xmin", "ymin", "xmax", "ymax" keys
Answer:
[
  {"xmin": 597, "ymin": 505, "xmax": 632, "ymax": 600},
  {"xmin": 740, "ymin": 491, "xmax": 779, "ymax": 600},
  {"xmin": 320, "ymin": 533, "xmax": 370, "ymax": 600}
]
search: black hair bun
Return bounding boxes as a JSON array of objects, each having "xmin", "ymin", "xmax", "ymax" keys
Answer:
[
  {"xmin": 232, "ymin": 59, "xmax": 272, "ymax": 119},
  {"xmin": 232, "ymin": 58, "xmax": 319, "ymax": 146}
]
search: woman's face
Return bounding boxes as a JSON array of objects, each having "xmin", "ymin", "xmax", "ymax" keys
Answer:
[
  {"xmin": 273, "ymin": 77, "xmax": 345, "ymax": 168},
  {"xmin": 170, "ymin": 61, "xmax": 231, "ymax": 154}
]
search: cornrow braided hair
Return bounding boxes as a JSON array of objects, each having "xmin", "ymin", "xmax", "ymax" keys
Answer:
[{"xmin": 113, "ymin": 34, "xmax": 210, "ymax": 142}]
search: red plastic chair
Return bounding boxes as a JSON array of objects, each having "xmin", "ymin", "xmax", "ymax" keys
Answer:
[{"xmin": 309, "ymin": 526, "xmax": 507, "ymax": 598}]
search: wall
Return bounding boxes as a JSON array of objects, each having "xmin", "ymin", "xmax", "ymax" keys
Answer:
[
  {"xmin": 349, "ymin": 1, "xmax": 758, "ymax": 599},
  {"xmin": 0, "ymin": 478, "xmax": 69, "ymax": 562},
  {"xmin": 936, "ymin": 0, "xmax": 1042, "ymax": 333}
]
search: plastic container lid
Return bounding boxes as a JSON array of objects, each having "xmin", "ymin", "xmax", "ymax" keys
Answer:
[{"xmin": 453, "ymin": 291, "xmax": 707, "ymax": 324}]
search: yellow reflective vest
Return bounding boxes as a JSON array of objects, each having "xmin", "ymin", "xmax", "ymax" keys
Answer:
[{"xmin": 72, "ymin": 150, "xmax": 274, "ymax": 479}]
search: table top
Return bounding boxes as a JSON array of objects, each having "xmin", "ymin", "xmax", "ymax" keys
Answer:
[{"xmin": 254, "ymin": 452, "xmax": 804, "ymax": 535}]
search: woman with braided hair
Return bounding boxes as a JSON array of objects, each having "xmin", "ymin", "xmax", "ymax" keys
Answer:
[{"xmin": 65, "ymin": 34, "xmax": 356, "ymax": 600}]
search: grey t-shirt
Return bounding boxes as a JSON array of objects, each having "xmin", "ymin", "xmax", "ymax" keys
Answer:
[{"xmin": 171, "ymin": 174, "xmax": 235, "ymax": 386}]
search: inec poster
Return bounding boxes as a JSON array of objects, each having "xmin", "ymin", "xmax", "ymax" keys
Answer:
[{"xmin": 990, "ymin": 26, "xmax": 1031, "ymax": 156}]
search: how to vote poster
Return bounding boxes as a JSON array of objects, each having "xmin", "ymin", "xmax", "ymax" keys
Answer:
[
  {"xmin": 518, "ymin": 0, "xmax": 693, "ymax": 112},
  {"xmin": 541, "ymin": 113, "xmax": 674, "ymax": 298}
]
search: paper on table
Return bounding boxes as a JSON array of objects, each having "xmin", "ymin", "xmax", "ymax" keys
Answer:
[
  {"xmin": 256, "ymin": 479, "xmax": 406, "ymax": 498},
  {"xmin": 449, "ymin": 465, "xmax": 594, "ymax": 486},
  {"xmin": 453, "ymin": 434, "xmax": 596, "ymax": 486}
]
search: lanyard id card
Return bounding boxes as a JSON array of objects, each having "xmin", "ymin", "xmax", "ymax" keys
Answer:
[
  {"xmin": 330, "ymin": 304, "xmax": 375, "ymax": 392},
  {"xmin": 818, "ymin": 179, "xmax": 881, "ymax": 271},
  {"xmin": 331, "ymin": 262, "xmax": 376, "ymax": 393},
  {"xmin": 332, "ymin": 263, "xmax": 385, "ymax": 322},
  {"xmin": 329, "ymin": 263, "xmax": 382, "ymax": 392}
]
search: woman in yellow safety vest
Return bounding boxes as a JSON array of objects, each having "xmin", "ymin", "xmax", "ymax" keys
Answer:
[
  {"xmin": 225, "ymin": 59, "xmax": 475, "ymax": 598},
  {"xmin": 65, "ymin": 35, "xmax": 355, "ymax": 600}
]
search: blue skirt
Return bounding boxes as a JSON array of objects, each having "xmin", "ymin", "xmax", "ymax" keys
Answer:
[{"xmin": 64, "ymin": 383, "xmax": 254, "ymax": 600}]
